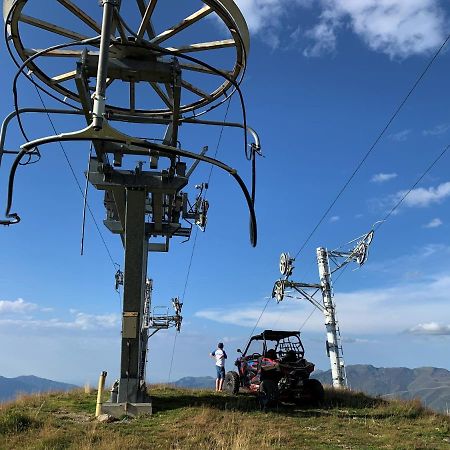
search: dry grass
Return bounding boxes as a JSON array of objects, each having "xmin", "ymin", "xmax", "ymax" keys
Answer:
[{"xmin": 0, "ymin": 386, "xmax": 449, "ymax": 449}]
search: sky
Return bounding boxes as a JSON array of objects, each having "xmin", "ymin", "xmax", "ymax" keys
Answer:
[{"xmin": 1, "ymin": 0, "xmax": 450, "ymax": 386}]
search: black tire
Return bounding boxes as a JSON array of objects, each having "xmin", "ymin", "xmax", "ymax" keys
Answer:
[
  {"xmin": 303, "ymin": 378, "xmax": 324, "ymax": 405},
  {"xmin": 258, "ymin": 380, "xmax": 278, "ymax": 410},
  {"xmin": 224, "ymin": 371, "xmax": 240, "ymax": 395}
]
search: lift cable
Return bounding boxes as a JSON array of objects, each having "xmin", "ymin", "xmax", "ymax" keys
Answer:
[
  {"xmin": 167, "ymin": 227, "xmax": 199, "ymax": 384},
  {"xmin": 288, "ymin": 141, "xmax": 450, "ymax": 337},
  {"xmin": 376, "ymin": 142, "xmax": 450, "ymax": 231},
  {"xmin": 30, "ymin": 82, "xmax": 118, "ymax": 270},
  {"xmin": 296, "ymin": 136, "xmax": 450, "ymax": 333},
  {"xmin": 206, "ymin": 99, "xmax": 232, "ymax": 190},
  {"xmin": 247, "ymin": 297, "xmax": 272, "ymax": 342},
  {"xmin": 293, "ymin": 31, "xmax": 450, "ymax": 259},
  {"xmin": 298, "ymin": 262, "xmax": 350, "ymax": 332},
  {"xmin": 167, "ymin": 100, "xmax": 232, "ymax": 383},
  {"xmin": 244, "ymin": 18, "xmax": 450, "ymax": 342}
]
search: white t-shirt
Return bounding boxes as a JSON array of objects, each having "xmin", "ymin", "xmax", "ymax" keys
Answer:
[{"xmin": 211, "ymin": 348, "xmax": 227, "ymax": 367}]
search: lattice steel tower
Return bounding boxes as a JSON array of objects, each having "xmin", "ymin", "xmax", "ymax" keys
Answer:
[{"xmin": 1, "ymin": 0, "xmax": 260, "ymax": 416}]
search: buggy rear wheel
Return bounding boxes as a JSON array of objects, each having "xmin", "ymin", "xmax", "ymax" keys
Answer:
[
  {"xmin": 224, "ymin": 371, "xmax": 240, "ymax": 395},
  {"xmin": 258, "ymin": 380, "xmax": 278, "ymax": 410},
  {"xmin": 302, "ymin": 378, "xmax": 324, "ymax": 405}
]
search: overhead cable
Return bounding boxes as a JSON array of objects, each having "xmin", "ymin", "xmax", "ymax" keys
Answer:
[
  {"xmin": 294, "ymin": 31, "xmax": 450, "ymax": 259},
  {"xmin": 31, "ymin": 85, "xmax": 118, "ymax": 269},
  {"xmin": 375, "ymin": 143, "xmax": 450, "ymax": 230},
  {"xmin": 168, "ymin": 98, "xmax": 232, "ymax": 383}
]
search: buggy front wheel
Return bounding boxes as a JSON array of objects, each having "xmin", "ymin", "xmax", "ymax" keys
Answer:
[{"xmin": 224, "ymin": 371, "xmax": 240, "ymax": 395}]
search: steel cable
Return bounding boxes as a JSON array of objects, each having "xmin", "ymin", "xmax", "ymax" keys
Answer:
[
  {"xmin": 293, "ymin": 31, "xmax": 450, "ymax": 259},
  {"xmin": 167, "ymin": 98, "xmax": 232, "ymax": 383}
]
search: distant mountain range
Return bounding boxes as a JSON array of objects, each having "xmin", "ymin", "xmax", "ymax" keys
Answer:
[
  {"xmin": 173, "ymin": 365, "xmax": 450, "ymax": 413},
  {"xmin": 313, "ymin": 365, "xmax": 450, "ymax": 413},
  {"xmin": 173, "ymin": 376, "xmax": 216, "ymax": 389},
  {"xmin": 0, "ymin": 375, "xmax": 78, "ymax": 402}
]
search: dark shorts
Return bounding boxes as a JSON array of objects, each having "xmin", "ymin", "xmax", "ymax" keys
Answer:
[{"xmin": 216, "ymin": 366, "xmax": 225, "ymax": 379}]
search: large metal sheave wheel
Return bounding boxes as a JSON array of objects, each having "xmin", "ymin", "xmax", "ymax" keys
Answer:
[{"xmin": 3, "ymin": 0, "xmax": 249, "ymax": 116}]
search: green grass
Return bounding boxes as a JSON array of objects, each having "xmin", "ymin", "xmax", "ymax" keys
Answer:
[{"xmin": 0, "ymin": 386, "xmax": 449, "ymax": 449}]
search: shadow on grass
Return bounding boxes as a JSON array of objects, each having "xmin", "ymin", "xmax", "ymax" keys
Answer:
[{"xmin": 149, "ymin": 385, "xmax": 387, "ymax": 417}]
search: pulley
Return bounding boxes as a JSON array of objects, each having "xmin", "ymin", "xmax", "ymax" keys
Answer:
[
  {"xmin": 354, "ymin": 243, "xmax": 368, "ymax": 266},
  {"xmin": 354, "ymin": 230, "xmax": 374, "ymax": 266},
  {"xmin": 193, "ymin": 183, "xmax": 209, "ymax": 231},
  {"xmin": 272, "ymin": 280, "xmax": 285, "ymax": 303},
  {"xmin": 114, "ymin": 269, "xmax": 123, "ymax": 291},
  {"xmin": 171, "ymin": 297, "xmax": 183, "ymax": 332},
  {"xmin": 279, "ymin": 252, "xmax": 294, "ymax": 277},
  {"xmin": 365, "ymin": 230, "xmax": 374, "ymax": 245}
]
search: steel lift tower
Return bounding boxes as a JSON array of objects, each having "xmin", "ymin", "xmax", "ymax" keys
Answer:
[
  {"xmin": 272, "ymin": 230, "xmax": 374, "ymax": 388},
  {"xmin": 1, "ymin": 0, "xmax": 260, "ymax": 417}
]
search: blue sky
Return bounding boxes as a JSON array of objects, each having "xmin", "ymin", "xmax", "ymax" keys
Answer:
[{"xmin": 1, "ymin": 0, "xmax": 450, "ymax": 385}]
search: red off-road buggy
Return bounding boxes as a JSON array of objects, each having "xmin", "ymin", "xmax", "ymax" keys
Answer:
[{"xmin": 224, "ymin": 330, "xmax": 324, "ymax": 408}]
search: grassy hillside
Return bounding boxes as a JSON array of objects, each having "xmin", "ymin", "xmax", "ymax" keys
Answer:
[{"xmin": 0, "ymin": 386, "xmax": 449, "ymax": 449}]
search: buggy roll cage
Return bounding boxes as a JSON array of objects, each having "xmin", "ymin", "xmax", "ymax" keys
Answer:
[{"xmin": 242, "ymin": 330, "xmax": 305, "ymax": 359}]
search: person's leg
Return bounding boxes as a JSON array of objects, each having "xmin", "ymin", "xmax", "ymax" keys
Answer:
[
  {"xmin": 215, "ymin": 366, "xmax": 220, "ymax": 391},
  {"xmin": 218, "ymin": 367, "xmax": 225, "ymax": 390}
]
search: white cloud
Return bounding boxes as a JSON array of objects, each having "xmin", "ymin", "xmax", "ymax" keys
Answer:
[
  {"xmin": 0, "ymin": 311, "xmax": 120, "ymax": 331},
  {"xmin": 420, "ymin": 243, "xmax": 450, "ymax": 258},
  {"xmin": 342, "ymin": 337, "xmax": 376, "ymax": 344},
  {"xmin": 234, "ymin": 0, "xmax": 446, "ymax": 57},
  {"xmin": 70, "ymin": 312, "xmax": 120, "ymax": 330},
  {"xmin": 304, "ymin": 0, "xmax": 446, "ymax": 59},
  {"xmin": 395, "ymin": 181, "xmax": 450, "ymax": 208},
  {"xmin": 389, "ymin": 129, "xmax": 412, "ymax": 142},
  {"xmin": 407, "ymin": 322, "xmax": 450, "ymax": 336},
  {"xmin": 329, "ymin": 215, "xmax": 340, "ymax": 222},
  {"xmin": 0, "ymin": 298, "xmax": 37, "ymax": 314},
  {"xmin": 234, "ymin": 0, "xmax": 313, "ymax": 47},
  {"xmin": 424, "ymin": 218, "xmax": 443, "ymax": 228},
  {"xmin": 371, "ymin": 172, "xmax": 397, "ymax": 183},
  {"xmin": 195, "ymin": 273, "xmax": 450, "ymax": 335},
  {"xmin": 303, "ymin": 7, "xmax": 340, "ymax": 56},
  {"xmin": 423, "ymin": 123, "xmax": 450, "ymax": 136}
]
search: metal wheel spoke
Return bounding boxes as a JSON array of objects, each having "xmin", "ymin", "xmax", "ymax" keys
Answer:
[
  {"xmin": 166, "ymin": 39, "xmax": 235, "ymax": 53},
  {"xmin": 179, "ymin": 62, "xmax": 231, "ymax": 77},
  {"xmin": 114, "ymin": 11, "xmax": 129, "ymax": 42},
  {"xmin": 19, "ymin": 14, "xmax": 90, "ymax": 41},
  {"xmin": 130, "ymin": 81, "xmax": 136, "ymax": 112},
  {"xmin": 181, "ymin": 80, "xmax": 212, "ymax": 100},
  {"xmin": 164, "ymin": 83, "xmax": 174, "ymax": 102},
  {"xmin": 137, "ymin": 0, "xmax": 158, "ymax": 40},
  {"xmin": 56, "ymin": 0, "xmax": 102, "ymax": 33},
  {"xmin": 51, "ymin": 70, "xmax": 77, "ymax": 83},
  {"xmin": 24, "ymin": 48, "xmax": 96, "ymax": 58},
  {"xmin": 151, "ymin": 5, "xmax": 212, "ymax": 45},
  {"xmin": 135, "ymin": 0, "xmax": 155, "ymax": 39},
  {"xmin": 149, "ymin": 82, "xmax": 173, "ymax": 109},
  {"xmin": 9, "ymin": 0, "xmax": 249, "ymax": 115}
]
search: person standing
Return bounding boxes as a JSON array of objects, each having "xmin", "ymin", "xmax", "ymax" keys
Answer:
[{"xmin": 210, "ymin": 342, "xmax": 227, "ymax": 391}]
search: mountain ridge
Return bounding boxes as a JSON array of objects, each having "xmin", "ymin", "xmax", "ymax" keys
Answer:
[{"xmin": 0, "ymin": 375, "xmax": 78, "ymax": 402}]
